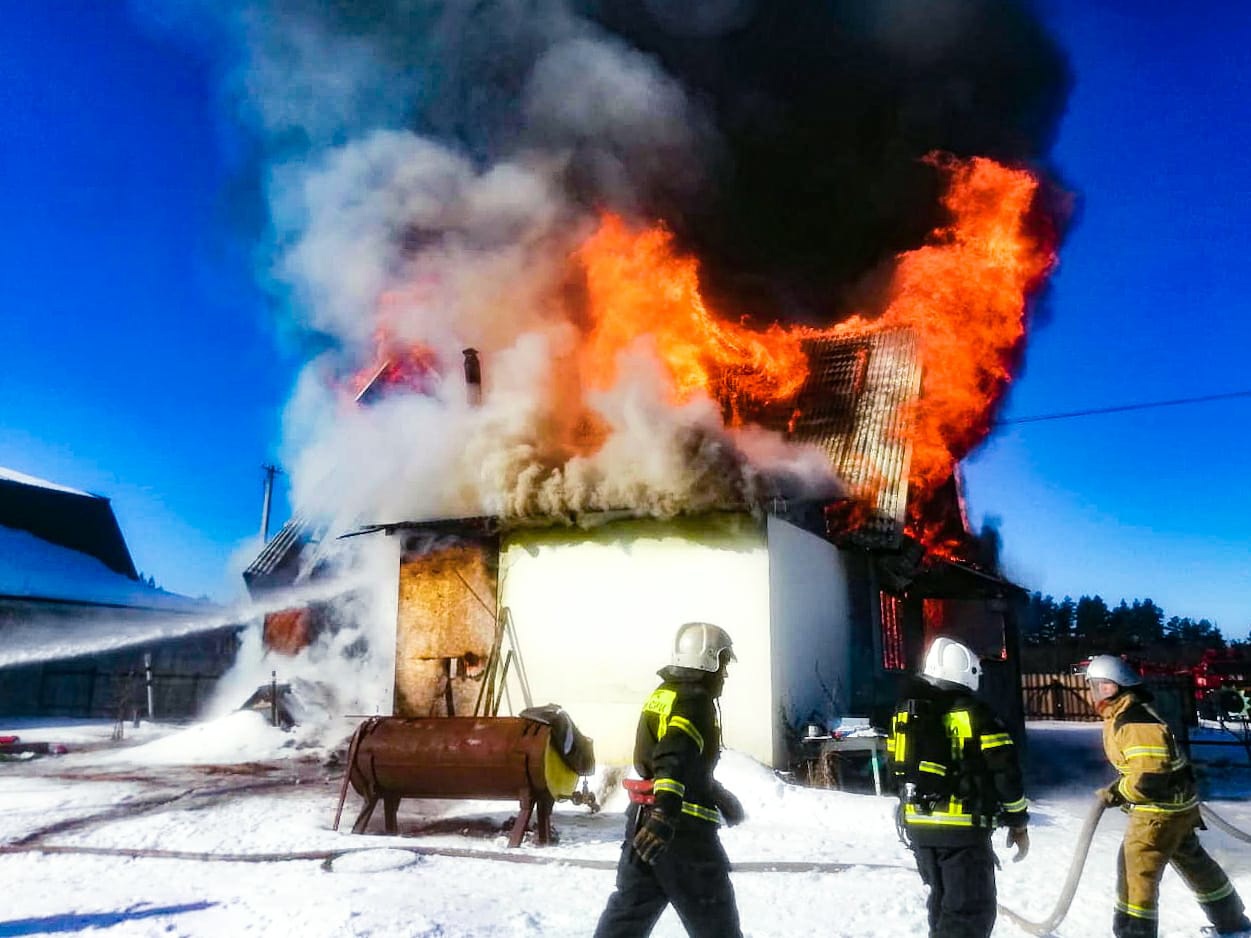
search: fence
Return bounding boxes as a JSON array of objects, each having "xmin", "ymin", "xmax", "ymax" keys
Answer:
[
  {"xmin": 1023, "ymin": 671, "xmax": 1206, "ymax": 760},
  {"xmin": 1022, "ymin": 672, "xmax": 1100, "ymax": 721},
  {"xmin": 1023, "ymin": 672, "xmax": 1199, "ymax": 723},
  {"xmin": 32, "ymin": 666, "xmax": 226, "ymax": 722}
]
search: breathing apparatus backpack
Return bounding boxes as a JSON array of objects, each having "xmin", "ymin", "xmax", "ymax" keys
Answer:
[{"xmin": 889, "ymin": 696, "xmax": 961, "ymax": 813}]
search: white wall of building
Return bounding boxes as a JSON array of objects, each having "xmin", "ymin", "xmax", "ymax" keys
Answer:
[
  {"xmin": 497, "ymin": 515, "xmax": 773, "ymax": 765},
  {"xmin": 766, "ymin": 515, "xmax": 853, "ymax": 766}
]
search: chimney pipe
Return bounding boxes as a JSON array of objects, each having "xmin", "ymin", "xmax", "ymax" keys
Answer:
[{"xmin": 462, "ymin": 348, "xmax": 482, "ymax": 406}]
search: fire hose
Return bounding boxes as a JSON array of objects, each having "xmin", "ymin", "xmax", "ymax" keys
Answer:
[
  {"xmin": 996, "ymin": 798, "xmax": 1107, "ymax": 936},
  {"xmin": 997, "ymin": 798, "xmax": 1251, "ymax": 937},
  {"xmin": 4, "ymin": 797, "xmax": 1247, "ymax": 922},
  {"xmin": 0, "ymin": 840, "xmax": 904, "ymax": 875},
  {"xmin": 1201, "ymin": 802, "xmax": 1251, "ymax": 844}
]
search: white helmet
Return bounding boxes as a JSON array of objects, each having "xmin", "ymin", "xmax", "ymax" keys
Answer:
[
  {"xmin": 922, "ymin": 637, "xmax": 981, "ymax": 692},
  {"xmin": 1085, "ymin": 655, "xmax": 1141, "ymax": 687},
  {"xmin": 672, "ymin": 622, "xmax": 736, "ymax": 672}
]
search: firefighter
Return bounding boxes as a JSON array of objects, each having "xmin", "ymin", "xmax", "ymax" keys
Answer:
[
  {"xmin": 593, "ymin": 622, "xmax": 744, "ymax": 938},
  {"xmin": 890, "ymin": 637, "xmax": 1030, "ymax": 938},
  {"xmin": 1085, "ymin": 655, "xmax": 1251, "ymax": 938}
]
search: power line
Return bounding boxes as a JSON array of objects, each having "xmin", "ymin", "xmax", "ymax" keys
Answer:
[{"xmin": 996, "ymin": 389, "xmax": 1251, "ymax": 426}]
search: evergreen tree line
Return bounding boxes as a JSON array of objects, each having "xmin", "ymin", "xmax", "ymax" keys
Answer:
[{"xmin": 1021, "ymin": 593, "xmax": 1250, "ymax": 672}]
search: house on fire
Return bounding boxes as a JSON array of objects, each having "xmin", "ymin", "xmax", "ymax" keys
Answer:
[
  {"xmin": 0, "ymin": 467, "xmax": 241, "ymax": 719},
  {"xmin": 246, "ymin": 331, "xmax": 1026, "ymax": 770}
]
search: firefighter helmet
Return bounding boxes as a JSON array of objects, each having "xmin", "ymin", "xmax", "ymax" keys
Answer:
[
  {"xmin": 672, "ymin": 622, "xmax": 736, "ymax": 672},
  {"xmin": 1085, "ymin": 655, "xmax": 1142, "ymax": 687},
  {"xmin": 922, "ymin": 637, "xmax": 981, "ymax": 692}
]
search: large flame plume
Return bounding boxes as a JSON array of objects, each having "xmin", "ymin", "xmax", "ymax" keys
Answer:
[
  {"xmin": 136, "ymin": 1, "xmax": 1070, "ymax": 550},
  {"xmin": 569, "ymin": 154, "xmax": 1056, "ymax": 548}
]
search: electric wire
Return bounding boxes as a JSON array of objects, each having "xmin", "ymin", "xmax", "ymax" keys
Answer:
[{"xmin": 997, "ymin": 389, "xmax": 1251, "ymax": 426}]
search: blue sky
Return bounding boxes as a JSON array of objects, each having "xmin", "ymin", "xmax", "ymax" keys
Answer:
[
  {"xmin": 964, "ymin": 1, "xmax": 1251, "ymax": 634},
  {"xmin": 1, "ymin": 2, "xmax": 1248, "ymax": 632},
  {"xmin": 0, "ymin": 2, "xmax": 296, "ymax": 598}
]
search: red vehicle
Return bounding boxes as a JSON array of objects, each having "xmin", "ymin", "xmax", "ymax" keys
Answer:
[
  {"xmin": 1191, "ymin": 649, "xmax": 1251, "ymax": 695},
  {"xmin": 1072, "ymin": 650, "xmax": 1251, "ymax": 721}
]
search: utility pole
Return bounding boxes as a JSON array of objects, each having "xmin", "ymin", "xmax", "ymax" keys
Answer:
[{"xmin": 260, "ymin": 464, "xmax": 282, "ymax": 544}]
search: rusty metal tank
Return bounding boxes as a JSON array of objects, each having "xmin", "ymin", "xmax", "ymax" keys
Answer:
[{"xmin": 335, "ymin": 716, "xmax": 563, "ymax": 846}]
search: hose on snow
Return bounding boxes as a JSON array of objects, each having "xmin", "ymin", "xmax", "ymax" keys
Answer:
[
  {"xmin": 1200, "ymin": 802, "xmax": 1251, "ymax": 844},
  {"xmin": 996, "ymin": 797, "xmax": 1107, "ymax": 937},
  {"xmin": 0, "ymin": 840, "xmax": 905, "ymax": 876},
  {"xmin": 996, "ymin": 798, "xmax": 1251, "ymax": 937}
]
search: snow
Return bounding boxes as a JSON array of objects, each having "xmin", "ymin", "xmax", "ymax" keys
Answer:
[
  {"xmin": 0, "ymin": 525, "xmax": 208, "ymax": 613},
  {"xmin": 0, "ymin": 465, "xmax": 93, "ymax": 497},
  {"xmin": 0, "ymin": 719, "xmax": 1247, "ymax": 937}
]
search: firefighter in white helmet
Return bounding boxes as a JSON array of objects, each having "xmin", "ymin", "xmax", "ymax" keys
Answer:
[
  {"xmin": 1086, "ymin": 654, "xmax": 1250, "ymax": 938},
  {"xmin": 888, "ymin": 636, "xmax": 1030, "ymax": 938},
  {"xmin": 594, "ymin": 622, "xmax": 744, "ymax": 938}
]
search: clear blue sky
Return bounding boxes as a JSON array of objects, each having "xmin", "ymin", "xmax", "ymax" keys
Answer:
[
  {"xmin": 964, "ymin": 1, "xmax": 1251, "ymax": 636},
  {"xmin": 0, "ymin": 2, "xmax": 297, "ymax": 599},
  {"xmin": 1, "ymin": 2, "xmax": 1248, "ymax": 632}
]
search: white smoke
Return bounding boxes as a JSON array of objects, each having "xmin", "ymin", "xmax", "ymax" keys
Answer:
[
  {"xmin": 136, "ymin": 0, "xmax": 845, "ymax": 735},
  {"xmin": 264, "ymin": 117, "xmax": 842, "ymax": 530},
  {"xmin": 202, "ymin": 534, "xmax": 401, "ymax": 737},
  {"xmin": 267, "ymin": 132, "xmax": 572, "ymax": 350}
]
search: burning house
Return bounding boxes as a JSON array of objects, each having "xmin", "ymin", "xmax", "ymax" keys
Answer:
[
  {"xmin": 217, "ymin": 3, "xmax": 1069, "ymax": 766},
  {"xmin": 333, "ymin": 321, "xmax": 1029, "ymax": 769}
]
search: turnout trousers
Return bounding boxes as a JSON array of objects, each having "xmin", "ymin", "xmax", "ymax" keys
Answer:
[
  {"xmin": 594, "ymin": 809, "xmax": 741, "ymax": 938},
  {"xmin": 913, "ymin": 838, "xmax": 998, "ymax": 938},
  {"xmin": 1114, "ymin": 808, "xmax": 1247, "ymax": 938}
]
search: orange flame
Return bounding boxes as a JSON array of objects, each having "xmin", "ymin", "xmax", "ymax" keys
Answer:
[
  {"xmin": 879, "ymin": 155, "xmax": 1056, "ymax": 511},
  {"xmin": 349, "ymin": 286, "xmax": 441, "ymax": 402},
  {"xmin": 576, "ymin": 216, "xmax": 810, "ymax": 416},
  {"xmin": 573, "ymin": 155, "xmax": 1057, "ymax": 551}
]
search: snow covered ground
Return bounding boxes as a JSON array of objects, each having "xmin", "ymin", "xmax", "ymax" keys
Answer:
[{"xmin": 0, "ymin": 717, "xmax": 1247, "ymax": 937}]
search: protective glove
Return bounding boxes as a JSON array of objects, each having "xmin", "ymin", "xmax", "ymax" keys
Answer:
[
  {"xmin": 632, "ymin": 811, "xmax": 676, "ymax": 864},
  {"xmin": 1005, "ymin": 826, "xmax": 1029, "ymax": 863},
  {"xmin": 1096, "ymin": 783, "xmax": 1126, "ymax": 807},
  {"xmin": 713, "ymin": 784, "xmax": 746, "ymax": 827}
]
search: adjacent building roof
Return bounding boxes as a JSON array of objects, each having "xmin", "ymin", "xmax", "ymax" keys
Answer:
[
  {"xmin": 0, "ymin": 464, "xmax": 210, "ymax": 613},
  {"xmin": 0, "ymin": 525, "xmax": 205, "ymax": 613},
  {"xmin": 0, "ymin": 467, "xmax": 138, "ymax": 579}
]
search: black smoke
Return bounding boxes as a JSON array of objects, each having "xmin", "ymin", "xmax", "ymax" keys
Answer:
[
  {"xmin": 573, "ymin": 0, "xmax": 1072, "ymax": 323},
  {"xmin": 144, "ymin": 0, "xmax": 1071, "ymax": 326}
]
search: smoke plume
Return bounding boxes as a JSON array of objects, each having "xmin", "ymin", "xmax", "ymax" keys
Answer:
[{"xmin": 137, "ymin": 0, "xmax": 1070, "ymax": 529}]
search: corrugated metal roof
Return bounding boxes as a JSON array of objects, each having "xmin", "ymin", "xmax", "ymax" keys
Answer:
[
  {"xmin": 242, "ymin": 515, "xmax": 316, "ymax": 587},
  {"xmin": 746, "ymin": 328, "xmax": 921, "ymax": 543}
]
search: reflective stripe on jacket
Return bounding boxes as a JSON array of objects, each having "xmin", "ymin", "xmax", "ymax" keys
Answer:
[
  {"xmin": 634, "ymin": 668, "xmax": 724, "ymax": 825},
  {"xmin": 1101, "ymin": 691, "xmax": 1198, "ymax": 814},
  {"xmin": 889, "ymin": 681, "xmax": 1029, "ymax": 845}
]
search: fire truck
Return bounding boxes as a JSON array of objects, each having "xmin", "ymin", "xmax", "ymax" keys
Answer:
[{"xmin": 1191, "ymin": 649, "xmax": 1251, "ymax": 722}]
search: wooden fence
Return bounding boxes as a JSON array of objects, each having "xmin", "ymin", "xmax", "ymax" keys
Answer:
[
  {"xmin": 1022, "ymin": 672, "xmax": 1100, "ymax": 721},
  {"xmin": 1022, "ymin": 672, "xmax": 1201, "ymax": 763}
]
